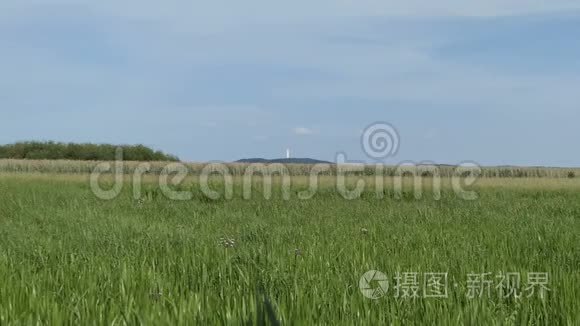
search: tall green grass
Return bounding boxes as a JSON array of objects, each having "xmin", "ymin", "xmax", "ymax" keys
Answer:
[{"xmin": 0, "ymin": 174, "xmax": 578, "ymax": 324}]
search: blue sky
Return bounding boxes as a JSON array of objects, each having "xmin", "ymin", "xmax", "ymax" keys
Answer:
[{"xmin": 1, "ymin": 1, "xmax": 579, "ymax": 166}]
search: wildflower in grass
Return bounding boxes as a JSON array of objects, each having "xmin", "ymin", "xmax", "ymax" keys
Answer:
[
  {"xmin": 150, "ymin": 289, "xmax": 163, "ymax": 302},
  {"xmin": 135, "ymin": 198, "xmax": 145, "ymax": 208},
  {"xmin": 220, "ymin": 237, "xmax": 236, "ymax": 248}
]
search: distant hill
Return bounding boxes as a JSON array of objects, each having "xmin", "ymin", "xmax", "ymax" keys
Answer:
[{"xmin": 236, "ymin": 158, "xmax": 333, "ymax": 165}]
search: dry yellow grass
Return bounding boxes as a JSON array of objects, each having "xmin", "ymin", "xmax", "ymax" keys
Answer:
[
  {"xmin": 1, "ymin": 159, "xmax": 578, "ymax": 179},
  {"xmin": 2, "ymin": 172, "xmax": 580, "ymax": 192}
]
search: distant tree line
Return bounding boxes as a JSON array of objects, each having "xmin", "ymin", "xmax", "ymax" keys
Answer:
[{"xmin": 0, "ymin": 141, "xmax": 179, "ymax": 162}]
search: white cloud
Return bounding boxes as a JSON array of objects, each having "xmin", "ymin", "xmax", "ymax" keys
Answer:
[{"xmin": 293, "ymin": 127, "xmax": 315, "ymax": 135}]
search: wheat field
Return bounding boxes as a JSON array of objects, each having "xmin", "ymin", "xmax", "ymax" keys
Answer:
[
  {"xmin": 0, "ymin": 163, "xmax": 579, "ymax": 325},
  {"xmin": 1, "ymin": 158, "xmax": 579, "ymax": 178}
]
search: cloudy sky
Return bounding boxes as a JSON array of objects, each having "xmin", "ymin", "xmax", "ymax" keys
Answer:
[{"xmin": 1, "ymin": 1, "xmax": 579, "ymax": 166}]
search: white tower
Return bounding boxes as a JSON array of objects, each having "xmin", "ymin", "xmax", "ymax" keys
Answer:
[{"xmin": 286, "ymin": 148, "xmax": 291, "ymax": 159}]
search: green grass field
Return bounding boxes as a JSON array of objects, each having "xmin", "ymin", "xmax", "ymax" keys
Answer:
[{"xmin": 0, "ymin": 174, "xmax": 579, "ymax": 325}]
